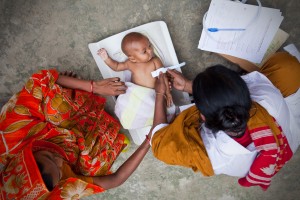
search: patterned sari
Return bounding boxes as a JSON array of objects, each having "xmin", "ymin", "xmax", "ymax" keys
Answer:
[{"xmin": 0, "ymin": 69, "xmax": 125, "ymax": 199}]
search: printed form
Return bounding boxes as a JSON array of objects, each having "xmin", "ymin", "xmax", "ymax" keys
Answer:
[{"xmin": 198, "ymin": 0, "xmax": 283, "ymax": 63}]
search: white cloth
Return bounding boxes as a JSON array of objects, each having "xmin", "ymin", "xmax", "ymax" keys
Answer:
[
  {"xmin": 115, "ymin": 82, "xmax": 155, "ymax": 129},
  {"xmin": 152, "ymin": 71, "xmax": 300, "ymax": 177},
  {"xmin": 285, "ymin": 88, "xmax": 300, "ymax": 151},
  {"xmin": 242, "ymin": 71, "xmax": 300, "ymax": 153},
  {"xmin": 200, "ymin": 125, "xmax": 257, "ymax": 177},
  {"xmin": 115, "ymin": 82, "xmax": 176, "ymax": 130}
]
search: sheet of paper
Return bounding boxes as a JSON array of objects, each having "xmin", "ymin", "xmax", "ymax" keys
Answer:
[
  {"xmin": 284, "ymin": 44, "xmax": 300, "ymax": 62},
  {"xmin": 259, "ymin": 29, "xmax": 289, "ymax": 66},
  {"xmin": 198, "ymin": 0, "xmax": 284, "ymax": 63}
]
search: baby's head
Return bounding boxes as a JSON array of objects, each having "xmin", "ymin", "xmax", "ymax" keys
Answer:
[{"xmin": 121, "ymin": 32, "xmax": 154, "ymax": 63}]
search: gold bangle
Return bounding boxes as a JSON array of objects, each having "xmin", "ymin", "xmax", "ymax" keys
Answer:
[{"xmin": 156, "ymin": 92, "xmax": 166, "ymax": 98}]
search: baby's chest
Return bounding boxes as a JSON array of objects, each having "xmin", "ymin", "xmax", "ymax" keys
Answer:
[{"xmin": 132, "ymin": 63, "xmax": 156, "ymax": 76}]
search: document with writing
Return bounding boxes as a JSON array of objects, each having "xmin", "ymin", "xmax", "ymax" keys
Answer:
[{"xmin": 198, "ymin": 0, "xmax": 284, "ymax": 63}]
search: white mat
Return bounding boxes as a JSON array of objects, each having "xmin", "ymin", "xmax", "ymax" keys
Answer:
[{"xmin": 88, "ymin": 21, "xmax": 191, "ymax": 145}]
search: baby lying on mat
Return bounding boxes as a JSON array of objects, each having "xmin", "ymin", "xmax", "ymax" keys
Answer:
[{"xmin": 98, "ymin": 32, "xmax": 173, "ymax": 107}]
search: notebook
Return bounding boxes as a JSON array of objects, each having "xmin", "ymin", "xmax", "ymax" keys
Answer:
[{"xmin": 198, "ymin": 0, "xmax": 284, "ymax": 64}]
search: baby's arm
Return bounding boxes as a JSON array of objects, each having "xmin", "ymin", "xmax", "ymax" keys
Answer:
[
  {"xmin": 154, "ymin": 58, "xmax": 173, "ymax": 107},
  {"xmin": 98, "ymin": 48, "xmax": 129, "ymax": 71}
]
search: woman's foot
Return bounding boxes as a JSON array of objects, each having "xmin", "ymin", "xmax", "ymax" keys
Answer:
[{"xmin": 59, "ymin": 71, "xmax": 81, "ymax": 79}]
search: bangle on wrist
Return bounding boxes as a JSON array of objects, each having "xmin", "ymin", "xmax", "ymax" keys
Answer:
[
  {"xmin": 145, "ymin": 135, "xmax": 151, "ymax": 143},
  {"xmin": 90, "ymin": 81, "xmax": 94, "ymax": 93},
  {"xmin": 156, "ymin": 92, "xmax": 166, "ymax": 98}
]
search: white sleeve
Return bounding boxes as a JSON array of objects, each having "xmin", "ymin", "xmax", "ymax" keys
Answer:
[
  {"xmin": 201, "ymin": 125, "xmax": 257, "ymax": 177},
  {"xmin": 149, "ymin": 123, "xmax": 168, "ymax": 146},
  {"xmin": 242, "ymin": 71, "xmax": 298, "ymax": 153}
]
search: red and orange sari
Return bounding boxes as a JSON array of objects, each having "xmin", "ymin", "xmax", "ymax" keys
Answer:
[{"xmin": 0, "ymin": 69, "xmax": 125, "ymax": 199}]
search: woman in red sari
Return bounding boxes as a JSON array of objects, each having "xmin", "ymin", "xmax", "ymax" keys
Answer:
[{"xmin": 0, "ymin": 69, "xmax": 151, "ymax": 199}]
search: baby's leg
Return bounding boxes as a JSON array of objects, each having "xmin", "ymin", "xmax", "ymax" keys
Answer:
[
  {"xmin": 164, "ymin": 74, "xmax": 173, "ymax": 107},
  {"xmin": 260, "ymin": 52, "xmax": 300, "ymax": 97}
]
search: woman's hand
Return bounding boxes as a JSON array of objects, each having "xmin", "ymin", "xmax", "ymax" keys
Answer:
[
  {"xmin": 57, "ymin": 73, "xmax": 127, "ymax": 96},
  {"xmin": 93, "ymin": 77, "xmax": 127, "ymax": 96},
  {"xmin": 167, "ymin": 69, "xmax": 192, "ymax": 94}
]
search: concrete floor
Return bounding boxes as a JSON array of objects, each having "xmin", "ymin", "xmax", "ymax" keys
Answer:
[{"xmin": 1, "ymin": 0, "xmax": 300, "ymax": 199}]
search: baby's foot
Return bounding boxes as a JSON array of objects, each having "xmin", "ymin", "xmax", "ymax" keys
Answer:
[
  {"xmin": 166, "ymin": 93, "xmax": 173, "ymax": 107},
  {"xmin": 97, "ymin": 48, "xmax": 108, "ymax": 60}
]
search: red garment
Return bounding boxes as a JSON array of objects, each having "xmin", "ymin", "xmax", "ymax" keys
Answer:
[
  {"xmin": 233, "ymin": 128, "xmax": 252, "ymax": 147},
  {"xmin": 238, "ymin": 115, "xmax": 293, "ymax": 190},
  {"xmin": 0, "ymin": 69, "xmax": 125, "ymax": 199}
]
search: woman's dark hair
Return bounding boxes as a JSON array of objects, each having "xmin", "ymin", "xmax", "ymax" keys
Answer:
[
  {"xmin": 36, "ymin": 161, "xmax": 55, "ymax": 191},
  {"xmin": 192, "ymin": 65, "xmax": 251, "ymax": 134}
]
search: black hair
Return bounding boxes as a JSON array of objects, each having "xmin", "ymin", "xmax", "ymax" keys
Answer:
[
  {"xmin": 192, "ymin": 65, "xmax": 251, "ymax": 134},
  {"xmin": 36, "ymin": 160, "xmax": 55, "ymax": 191}
]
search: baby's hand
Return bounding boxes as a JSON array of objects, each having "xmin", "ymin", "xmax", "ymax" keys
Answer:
[{"xmin": 97, "ymin": 48, "xmax": 109, "ymax": 61}]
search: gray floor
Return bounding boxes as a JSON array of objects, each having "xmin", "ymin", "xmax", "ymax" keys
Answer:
[{"xmin": 1, "ymin": 0, "xmax": 300, "ymax": 199}]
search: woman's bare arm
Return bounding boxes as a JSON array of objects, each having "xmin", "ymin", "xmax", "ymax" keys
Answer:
[
  {"xmin": 167, "ymin": 69, "xmax": 193, "ymax": 94},
  {"xmin": 154, "ymin": 57, "xmax": 173, "ymax": 107},
  {"xmin": 152, "ymin": 72, "xmax": 168, "ymax": 126},
  {"xmin": 92, "ymin": 139, "xmax": 150, "ymax": 190},
  {"xmin": 56, "ymin": 75, "xmax": 127, "ymax": 96},
  {"xmin": 91, "ymin": 73, "xmax": 168, "ymax": 190}
]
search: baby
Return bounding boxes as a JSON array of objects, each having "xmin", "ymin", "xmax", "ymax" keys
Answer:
[{"xmin": 97, "ymin": 32, "xmax": 173, "ymax": 107}]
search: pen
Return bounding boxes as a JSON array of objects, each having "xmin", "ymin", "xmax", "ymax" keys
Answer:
[{"xmin": 208, "ymin": 28, "xmax": 246, "ymax": 32}]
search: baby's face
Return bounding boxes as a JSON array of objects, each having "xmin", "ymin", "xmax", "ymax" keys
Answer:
[{"xmin": 129, "ymin": 37, "xmax": 154, "ymax": 63}]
